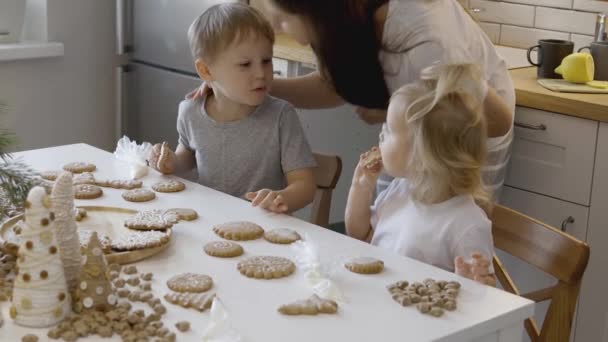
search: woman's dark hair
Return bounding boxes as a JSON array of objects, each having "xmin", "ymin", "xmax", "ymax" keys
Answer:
[{"xmin": 271, "ymin": 0, "xmax": 390, "ymax": 109}]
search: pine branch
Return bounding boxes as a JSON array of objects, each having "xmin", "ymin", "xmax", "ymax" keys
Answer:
[{"xmin": 0, "ymin": 159, "xmax": 39, "ymax": 219}]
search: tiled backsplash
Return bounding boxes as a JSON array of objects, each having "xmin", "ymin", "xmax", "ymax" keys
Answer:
[{"xmin": 462, "ymin": 0, "xmax": 608, "ymax": 50}]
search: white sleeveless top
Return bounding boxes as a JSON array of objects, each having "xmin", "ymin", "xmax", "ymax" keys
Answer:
[{"xmin": 377, "ymin": 0, "xmax": 515, "ymax": 198}]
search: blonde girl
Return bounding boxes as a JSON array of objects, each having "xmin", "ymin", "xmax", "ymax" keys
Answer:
[{"xmin": 345, "ymin": 64, "xmax": 496, "ymax": 286}]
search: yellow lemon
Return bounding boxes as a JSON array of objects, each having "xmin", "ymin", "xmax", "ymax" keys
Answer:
[{"xmin": 555, "ymin": 53, "xmax": 595, "ymax": 83}]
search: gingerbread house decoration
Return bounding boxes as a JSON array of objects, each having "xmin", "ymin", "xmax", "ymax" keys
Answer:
[
  {"xmin": 10, "ymin": 187, "xmax": 71, "ymax": 327},
  {"xmin": 73, "ymin": 232, "xmax": 117, "ymax": 313}
]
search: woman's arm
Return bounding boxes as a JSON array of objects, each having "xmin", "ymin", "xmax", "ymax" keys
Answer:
[
  {"xmin": 484, "ymin": 87, "xmax": 513, "ymax": 138},
  {"xmin": 271, "ymin": 71, "xmax": 344, "ymax": 109}
]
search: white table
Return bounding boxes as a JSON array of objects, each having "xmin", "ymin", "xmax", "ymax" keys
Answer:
[{"xmin": 0, "ymin": 144, "xmax": 534, "ymax": 342}]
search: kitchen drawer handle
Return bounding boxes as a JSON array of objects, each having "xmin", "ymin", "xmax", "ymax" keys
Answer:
[
  {"xmin": 273, "ymin": 70, "xmax": 283, "ymax": 76},
  {"xmin": 0, "ymin": 31, "xmax": 9, "ymax": 36},
  {"xmin": 561, "ymin": 216, "xmax": 575, "ymax": 232},
  {"xmin": 514, "ymin": 122, "xmax": 547, "ymax": 131}
]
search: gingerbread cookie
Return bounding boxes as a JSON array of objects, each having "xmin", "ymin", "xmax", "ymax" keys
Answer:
[
  {"xmin": 163, "ymin": 291, "xmax": 215, "ymax": 312},
  {"xmin": 39, "ymin": 170, "xmax": 60, "ymax": 181},
  {"xmin": 96, "ymin": 179, "xmax": 143, "ymax": 190},
  {"xmin": 213, "ymin": 221, "xmax": 264, "ymax": 241},
  {"xmin": 122, "ymin": 189, "xmax": 156, "ymax": 202},
  {"xmin": 363, "ymin": 147, "xmax": 382, "ymax": 169},
  {"xmin": 111, "ymin": 230, "xmax": 170, "ymax": 251},
  {"xmin": 264, "ymin": 228, "xmax": 301, "ymax": 244},
  {"xmin": 72, "ymin": 172, "xmax": 96, "ymax": 185},
  {"xmin": 152, "ymin": 179, "xmax": 185, "ymax": 193},
  {"xmin": 345, "ymin": 257, "xmax": 384, "ymax": 274},
  {"xmin": 157, "ymin": 142, "xmax": 171, "ymax": 174},
  {"xmin": 204, "ymin": 241, "xmax": 244, "ymax": 258},
  {"xmin": 278, "ymin": 294, "xmax": 338, "ymax": 315},
  {"xmin": 166, "ymin": 208, "xmax": 198, "ymax": 221},
  {"xmin": 237, "ymin": 256, "xmax": 295, "ymax": 279},
  {"xmin": 124, "ymin": 210, "xmax": 178, "ymax": 231},
  {"xmin": 74, "ymin": 184, "xmax": 103, "ymax": 200},
  {"xmin": 166, "ymin": 273, "xmax": 213, "ymax": 293},
  {"xmin": 63, "ymin": 162, "xmax": 96, "ymax": 174}
]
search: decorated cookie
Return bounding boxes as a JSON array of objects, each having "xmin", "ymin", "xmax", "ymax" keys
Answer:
[
  {"xmin": 72, "ymin": 172, "xmax": 96, "ymax": 185},
  {"xmin": 166, "ymin": 208, "xmax": 198, "ymax": 221},
  {"xmin": 163, "ymin": 291, "xmax": 215, "ymax": 312},
  {"xmin": 166, "ymin": 273, "xmax": 213, "ymax": 293},
  {"xmin": 74, "ymin": 184, "xmax": 103, "ymax": 200},
  {"xmin": 63, "ymin": 162, "xmax": 96, "ymax": 174},
  {"xmin": 78, "ymin": 231, "xmax": 112, "ymax": 253},
  {"xmin": 203, "ymin": 241, "xmax": 244, "ymax": 258},
  {"xmin": 124, "ymin": 210, "xmax": 178, "ymax": 231},
  {"xmin": 264, "ymin": 228, "xmax": 301, "ymax": 244},
  {"xmin": 39, "ymin": 171, "xmax": 60, "ymax": 181},
  {"xmin": 345, "ymin": 257, "xmax": 384, "ymax": 274},
  {"xmin": 237, "ymin": 256, "xmax": 295, "ymax": 279},
  {"xmin": 278, "ymin": 294, "xmax": 338, "ymax": 315},
  {"xmin": 111, "ymin": 230, "xmax": 170, "ymax": 251},
  {"xmin": 121, "ymin": 189, "xmax": 156, "ymax": 203},
  {"xmin": 212, "ymin": 221, "xmax": 264, "ymax": 241},
  {"xmin": 152, "ymin": 179, "xmax": 185, "ymax": 193},
  {"xmin": 95, "ymin": 179, "xmax": 143, "ymax": 190}
]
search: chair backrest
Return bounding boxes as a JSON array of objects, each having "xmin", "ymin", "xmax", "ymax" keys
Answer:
[
  {"xmin": 491, "ymin": 205, "xmax": 590, "ymax": 342},
  {"xmin": 310, "ymin": 153, "xmax": 342, "ymax": 228}
]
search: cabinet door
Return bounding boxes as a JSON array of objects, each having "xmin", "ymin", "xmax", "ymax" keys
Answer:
[
  {"xmin": 576, "ymin": 122, "xmax": 608, "ymax": 342},
  {"xmin": 499, "ymin": 185, "xmax": 589, "ymax": 342},
  {"xmin": 505, "ymin": 106, "xmax": 598, "ymax": 206}
]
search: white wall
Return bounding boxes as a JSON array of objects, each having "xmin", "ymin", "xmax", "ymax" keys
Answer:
[{"xmin": 0, "ymin": 0, "xmax": 116, "ymax": 152}]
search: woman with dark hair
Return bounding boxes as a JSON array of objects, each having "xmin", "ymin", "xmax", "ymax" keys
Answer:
[{"xmin": 261, "ymin": 0, "xmax": 515, "ymax": 197}]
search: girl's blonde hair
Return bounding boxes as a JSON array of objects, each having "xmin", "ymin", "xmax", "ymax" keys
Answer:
[
  {"xmin": 188, "ymin": 3, "xmax": 275, "ymax": 62},
  {"xmin": 392, "ymin": 64, "xmax": 490, "ymax": 208}
]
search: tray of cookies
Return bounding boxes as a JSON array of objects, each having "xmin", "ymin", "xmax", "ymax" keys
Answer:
[{"xmin": 0, "ymin": 206, "xmax": 172, "ymax": 265}]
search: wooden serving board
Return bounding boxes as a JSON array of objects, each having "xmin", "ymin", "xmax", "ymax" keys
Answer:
[
  {"xmin": 0, "ymin": 206, "xmax": 172, "ymax": 265},
  {"xmin": 537, "ymin": 78, "xmax": 608, "ymax": 93}
]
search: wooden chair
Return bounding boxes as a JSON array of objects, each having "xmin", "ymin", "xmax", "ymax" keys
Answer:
[
  {"xmin": 491, "ymin": 205, "xmax": 590, "ymax": 342},
  {"xmin": 309, "ymin": 152, "xmax": 342, "ymax": 228}
]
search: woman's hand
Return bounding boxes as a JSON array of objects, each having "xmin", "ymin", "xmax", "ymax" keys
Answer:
[
  {"xmin": 186, "ymin": 82, "xmax": 212, "ymax": 101},
  {"xmin": 245, "ymin": 189, "xmax": 289, "ymax": 213},
  {"xmin": 454, "ymin": 252, "xmax": 497, "ymax": 287},
  {"xmin": 355, "ymin": 107, "xmax": 387, "ymax": 125}
]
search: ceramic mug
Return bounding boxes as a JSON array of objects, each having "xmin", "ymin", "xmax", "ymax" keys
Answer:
[
  {"xmin": 578, "ymin": 41, "xmax": 608, "ymax": 81},
  {"xmin": 527, "ymin": 39, "xmax": 575, "ymax": 79}
]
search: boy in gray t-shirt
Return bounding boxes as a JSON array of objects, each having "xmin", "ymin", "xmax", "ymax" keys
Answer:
[{"xmin": 148, "ymin": 3, "xmax": 316, "ymax": 213}]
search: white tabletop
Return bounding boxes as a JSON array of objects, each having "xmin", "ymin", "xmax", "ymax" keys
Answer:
[{"xmin": 0, "ymin": 144, "xmax": 534, "ymax": 342}]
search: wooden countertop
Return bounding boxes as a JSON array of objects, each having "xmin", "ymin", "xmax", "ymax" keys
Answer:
[{"xmin": 272, "ymin": 35, "xmax": 608, "ymax": 123}]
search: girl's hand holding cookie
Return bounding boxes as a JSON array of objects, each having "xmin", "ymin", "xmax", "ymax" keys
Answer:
[
  {"xmin": 245, "ymin": 189, "xmax": 288, "ymax": 213},
  {"xmin": 148, "ymin": 142, "xmax": 176, "ymax": 174},
  {"xmin": 454, "ymin": 252, "xmax": 496, "ymax": 287},
  {"xmin": 353, "ymin": 147, "xmax": 383, "ymax": 190}
]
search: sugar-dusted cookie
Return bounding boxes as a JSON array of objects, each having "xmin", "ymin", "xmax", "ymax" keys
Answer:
[
  {"xmin": 278, "ymin": 294, "xmax": 338, "ymax": 315},
  {"xmin": 166, "ymin": 273, "xmax": 213, "ymax": 293},
  {"xmin": 345, "ymin": 257, "xmax": 384, "ymax": 274},
  {"xmin": 213, "ymin": 221, "xmax": 264, "ymax": 241},
  {"xmin": 95, "ymin": 179, "xmax": 143, "ymax": 190},
  {"xmin": 204, "ymin": 241, "xmax": 244, "ymax": 258},
  {"xmin": 78, "ymin": 230, "xmax": 112, "ymax": 253},
  {"xmin": 39, "ymin": 170, "xmax": 60, "ymax": 181},
  {"xmin": 237, "ymin": 256, "xmax": 295, "ymax": 279},
  {"xmin": 72, "ymin": 172, "xmax": 96, "ymax": 185},
  {"xmin": 152, "ymin": 179, "xmax": 185, "ymax": 193},
  {"xmin": 122, "ymin": 188, "xmax": 156, "ymax": 202},
  {"xmin": 63, "ymin": 162, "xmax": 96, "ymax": 174},
  {"xmin": 166, "ymin": 208, "xmax": 198, "ymax": 221},
  {"xmin": 124, "ymin": 210, "xmax": 178, "ymax": 231},
  {"xmin": 264, "ymin": 228, "xmax": 301, "ymax": 244},
  {"xmin": 163, "ymin": 291, "xmax": 215, "ymax": 312},
  {"xmin": 111, "ymin": 230, "xmax": 170, "ymax": 251},
  {"xmin": 74, "ymin": 184, "xmax": 103, "ymax": 200}
]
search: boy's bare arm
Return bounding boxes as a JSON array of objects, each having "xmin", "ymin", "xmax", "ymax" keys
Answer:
[{"xmin": 280, "ymin": 168, "xmax": 316, "ymax": 212}]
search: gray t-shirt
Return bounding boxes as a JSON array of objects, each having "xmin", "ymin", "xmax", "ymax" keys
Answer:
[{"xmin": 176, "ymin": 94, "xmax": 316, "ymax": 198}]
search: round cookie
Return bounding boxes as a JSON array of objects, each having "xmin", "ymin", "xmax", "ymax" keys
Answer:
[
  {"xmin": 264, "ymin": 228, "xmax": 301, "ymax": 244},
  {"xmin": 74, "ymin": 184, "xmax": 103, "ymax": 200},
  {"xmin": 63, "ymin": 162, "xmax": 96, "ymax": 173},
  {"xmin": 212, "ymin": 221, "xmax": 264, "ymax": 241},
  {"xmin": 124, "ymin": 209, "xmax": 178, "ymax": 230},
  {"xmin": 345, "ymin": 257, "xmax": 384, "ymax": 274},
  {"xmin": 166, "ymin": 208, "xmax": 198, "ymax": 221},
  {"xmin": 122, "ymin": 188, "xmax": 156, "ymax": 202},
  {"xmin": 40, "ymin": 170, "xmax": 60, "ymax": 181},
  {"xmin": 237, "ymin": 256, "xmax": 295, "ymax": 279},
  {"xmin": 166, "ymin": 273, "xmax": 213, "ymax": 293},
  {"xmin": 204, "ymin": 241, "xmax": 244, "ymax": 258},
  {"xmin": 152, "ymin": 179, "xmax": 185, "ymax": 193},
  {"xmin": 363, "ymin": 148, "xmax": 382, "ymax": 169}
]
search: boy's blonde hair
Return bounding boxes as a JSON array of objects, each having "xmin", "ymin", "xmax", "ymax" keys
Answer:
[
  {"xmin": 392, "ymin": 64, "xmax": 489, "ymax": 208},
  {"xmin": 188, "ymin": 3, "xmax": 275, "ymax": 62}
]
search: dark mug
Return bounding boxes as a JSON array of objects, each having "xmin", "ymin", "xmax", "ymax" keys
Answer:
[
  {"xmin": 579, "ymin": 41, "xmax": 608, "ymax": 81},
  {"xmin": 527, "ymin": 39, "xmax": 575, "ymax": 79}
]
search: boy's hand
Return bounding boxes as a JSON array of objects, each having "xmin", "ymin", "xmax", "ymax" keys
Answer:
[
  {"xmin": 454, "ymin": 252, "xmax": 497, "ymax": 287},
  {"xmin": 186, "ymin": 82, "xmax": 212, "ymax": 100},
  {"xmin": 352, "ymin": 147, "xmax": 383, "ymax": 190},
  {"xmin": 148, "ymin": 142, "xmax": 176, "ymax": 174},
  {"xmin": 245, "ymin": 189, "xmax": 288, "ymax": 213}
]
